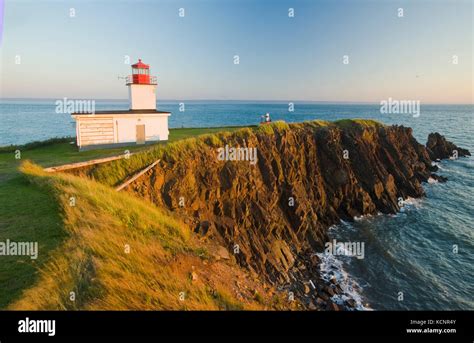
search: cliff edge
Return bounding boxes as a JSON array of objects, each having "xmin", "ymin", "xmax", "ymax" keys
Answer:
[{"xmin": 65, "ymin": 120, "xmax": 470, "ymax": 310}]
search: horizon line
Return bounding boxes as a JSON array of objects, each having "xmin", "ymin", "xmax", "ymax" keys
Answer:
[{"xmin": 1, "ymin": 97, "xmax": 473, "ymax": 106}]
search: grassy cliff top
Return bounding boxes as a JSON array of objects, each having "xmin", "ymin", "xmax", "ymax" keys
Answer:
[
  {"xmin": 0, "ymin": 120, "xmax": 382, "ymax": 309},
  {"xmin": 9, "ymin": 161, "xmax": 283, "ymax": 310},
  {"xmin": 69, "ymin": 119, "xmax": 385, "ymax": 187},
  {"xmin": 0, "ymin": 126, "xmax": 245, "ymax": 307}
]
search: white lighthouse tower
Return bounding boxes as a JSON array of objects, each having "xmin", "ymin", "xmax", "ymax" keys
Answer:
[
  {"xmin": 127, "ymin": 59, "xmax": 157, "ymax": 110},
  {"xmin": 72, "ymin": 59, "xmax": 171, "ymax": 151}
]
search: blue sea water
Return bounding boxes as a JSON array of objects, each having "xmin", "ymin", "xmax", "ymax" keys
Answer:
[{"xmin": 0, "ymin": 100, "xmax": 473, "ymax": 310}]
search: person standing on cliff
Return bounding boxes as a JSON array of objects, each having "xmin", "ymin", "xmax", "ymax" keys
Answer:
[{"xmin": 260, "ymin": 113, "xmax": 271, "ymax": 123}]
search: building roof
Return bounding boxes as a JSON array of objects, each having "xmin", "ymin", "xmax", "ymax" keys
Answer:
[
  {"xmin": 71, "ymin": 109, "xmax": 170, "ymax": 116},
  {"xmin": 131, "ymin": 59, "xmax": 149, "ymax": 69}
]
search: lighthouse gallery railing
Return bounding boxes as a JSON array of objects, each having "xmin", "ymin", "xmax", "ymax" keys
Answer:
[{"xmin": 125, "ymin": 75, "xmax": 157, "ymax": 85}]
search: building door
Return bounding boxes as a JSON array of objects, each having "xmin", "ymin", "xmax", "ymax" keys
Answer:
[{"xmin": 136, "ymin": 125, "xmax": 146, "ymax": 144}]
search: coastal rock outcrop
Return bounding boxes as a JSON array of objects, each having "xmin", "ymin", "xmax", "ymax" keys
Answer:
[
  {"xmin": 68, "ymin": 120, "xmax": 470, "ymax": 309},
  {"xmin": 426, "ymin": 132, "xmax": 471, "ymax": 160},
  {"xmin": 116, "ymin": 121, "xmax": 468, "ymax": 309}
]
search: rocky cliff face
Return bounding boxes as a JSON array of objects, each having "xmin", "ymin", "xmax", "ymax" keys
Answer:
[
  {"xmin": 66, "ymin": 120, "xmax": 469, "ymax": 310},
  {"xmin": 110, "ymin": 121, "xmax": 468, "ymax": 310},
  {"xmin": 426, "ymin": 132, "xmax": 471, "ymax": 160}
]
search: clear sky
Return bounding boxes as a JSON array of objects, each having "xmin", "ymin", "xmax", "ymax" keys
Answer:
[{"xmin": 0, "ymin": 0, "xmax": 472, "ymax": 103}]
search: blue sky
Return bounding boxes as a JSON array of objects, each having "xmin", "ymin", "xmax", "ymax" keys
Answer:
[{"xmin": 0, "ymin": 0, "xmax": 472, "ymax": 103}]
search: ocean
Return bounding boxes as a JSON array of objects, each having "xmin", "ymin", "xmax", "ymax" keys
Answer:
[{"xmin": 1, "ymin": 100, "xmax": 473, "ymax": 310}]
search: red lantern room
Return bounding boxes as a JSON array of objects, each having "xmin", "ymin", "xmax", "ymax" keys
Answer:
[{"xmin": 127, "ymin": 59, "xmax": 157, "ymax": 85}]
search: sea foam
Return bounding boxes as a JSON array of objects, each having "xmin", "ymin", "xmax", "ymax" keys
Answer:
[{"xmin": 316, "ymin": 251, "xmax": 371, "ymax": 311}]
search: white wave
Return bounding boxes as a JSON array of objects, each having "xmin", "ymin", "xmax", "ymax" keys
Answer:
[
  {"xmin": 354, "ymin": 214, "xmax": 368, "ymax": 221},
  {"xmin": 316, "ymin": 252, "xmax": 371, "ymax": 310},
  {"xmin": 353, "ymin": 212, "xmax": 383, "ymax": 221},
  {"xmin": 400, "ymin": 197, "xmax": 424, "ymax": 212},
  {"xmin": 428, "ymin": 177, "xmax": 438, "ymax": 184}
]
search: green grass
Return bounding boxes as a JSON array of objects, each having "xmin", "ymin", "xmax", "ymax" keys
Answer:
[
  {"xmin": 9, "ymin": 161, "xmax": 269, "ymax": 310},
  {"xmin": 77, "ymin": 122, "xmax": 296, "ymax": 187},
  {"xmin": 0, "ymin": 174, "xmax": 65, "ymax": 308},
  {"xmin": 0, "ymin": 120, "xmax": 383, "ymax": 308},
  {"xmin": 167, "ymin": 126, "xmax": 249, "ymax": 143},
  {"xmin": 67, "ymin": 119, "xmax": 386, "ymax": 188},
  {"xmin": 10, "ymin": 161, "xmax": 184, "ymax": 309},
  {"xmin": 0, "ymin": 127, "xmax": 248, "ymax": 182},
  {"xmin": 255, "ymin": 120, "xmax": 290, "ymax": 135},
  {"xmin": 0, "ymin": 126, "xmax": 247, "ymax": 308},
  {"xmin": 0, "ymin": 137, "xmax": 74, "ymax": 153},
  {"xmin": 334, "ymin": 119, "xmax": 383, "ymax": 129}
]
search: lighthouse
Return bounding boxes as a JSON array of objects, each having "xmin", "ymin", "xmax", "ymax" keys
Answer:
[
  {"xmin": 127, "ymin": 59, "xmax": 157, "ymax": 110},
  {"xmin": 72, "ymin": 59, "xmax": 171, "ymax": 151}
]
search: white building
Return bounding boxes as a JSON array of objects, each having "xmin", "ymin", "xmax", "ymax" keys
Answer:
[{"xmin": 72, "ymin": 59, "xmax": 170, "ymax": 151}]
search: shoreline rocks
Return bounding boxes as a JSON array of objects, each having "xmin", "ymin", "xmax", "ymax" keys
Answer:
[{"xmin": 426, "ymin": 132, "xmax": 471, "ymax": 160}]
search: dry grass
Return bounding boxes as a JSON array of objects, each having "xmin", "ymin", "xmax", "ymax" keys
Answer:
[
  {"xmin": 255, "ymin": 120, "xmax": 290, "ymax": 135},
  {"xmin": 10, "ymin": 161, "xmax": 276, "ymax": 310},
  {"xmin": 80, "ymin": 122, "xmax": 293, "ymax": 187},
  {"xmin": 334, "ymin": 119, "xmax": 383, "ymax": 129},
  {"xmin": 4, "ymin": 120, "xmax": 385, "ymax": 310},
  {"xmin": 68, "ymin": 119, "xmax": 384, "ymax": 189}
]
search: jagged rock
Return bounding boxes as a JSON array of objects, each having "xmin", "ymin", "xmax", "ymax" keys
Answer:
[
  {"xmin": 194, "ymin": 220, "xmax": 212, "ymax": 235},
  {"xmin": 191, "ymin": 272, "xmax": 198, "ymax": 282},
  {"xmin": 426, "ymin": 132, "xmax": 471, "ymax": 160},
  {"xmin": 430, "ymin": 174, "xmax": 448, "ymax": 183},
  {"xmin": 319, "ymin": 292, "xmax": 330, "ymax": 302},
  {"xmin": 73, "ymin": 122, "xmax": 469, "ymax": 309},
  {"xmin": 315, "ymin": 297, "xmax": 326, "ymax": 307},
  {"xmin": 128, "ymin": 124, "xmax": 445, "ymax": 285},
  {"xmin": 327, "ymin": 302, "xmax": 341, "ymax": 311},
  {"xmin": 303, "ymin": 284, "xmax": 311, "ymax": 294},
  {"xmin": 213, "ymin": 246, "xmax": 230, "ymax": 260},
  {"xmin": 310, "ymin": 254, "xmax": 320, "ymax": 266},
  {"xmin": 325, "ymin": 286, "xmax": 335, "ymax": 297},
  {"xmin": 345, "ymin": 299, "xmax": 356, "ymax": 308}
]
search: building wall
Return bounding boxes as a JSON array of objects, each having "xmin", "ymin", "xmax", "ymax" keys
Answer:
[
  {"xmin": 115, "ymin": 116, "xmax": 169, "ymax": 143},
  {"xmin": 128, "ymin": 84, "xmax": 157, "ymax": 110},
  {"xmin": 74, "ymin": 113, "xmax": 169, "ymax": 148},
  {"xmin": 77, "ymin": 117, "xmax": 115, "ymax": 146}
]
